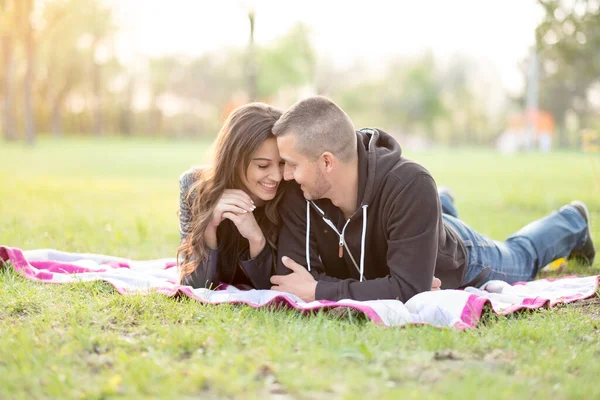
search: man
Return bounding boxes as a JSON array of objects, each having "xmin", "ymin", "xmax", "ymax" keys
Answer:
[{"xmin": 269, "ymin": 96, "xmax": 595, "ymax": 303}]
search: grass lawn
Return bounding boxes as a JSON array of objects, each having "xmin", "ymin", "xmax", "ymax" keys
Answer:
[{"xmin": 1, "ymin": 137, "xmax": 599, "ymax": 399}]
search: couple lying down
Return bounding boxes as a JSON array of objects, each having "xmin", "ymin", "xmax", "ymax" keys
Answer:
[{"xmin": 177, "ymin": 96, "xmax": 595, "ymax": 303}]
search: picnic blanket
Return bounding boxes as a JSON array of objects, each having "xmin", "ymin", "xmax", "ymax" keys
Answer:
[{"xmin": 1, "ymin": 245, "xmax": 597, "ymax": 329}]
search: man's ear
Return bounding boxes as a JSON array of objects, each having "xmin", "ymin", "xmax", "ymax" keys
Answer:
[{"xmin": 321, "ymin": 152, "xmax": 335, "ymax": 173}]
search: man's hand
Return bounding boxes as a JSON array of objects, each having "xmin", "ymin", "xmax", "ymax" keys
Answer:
[
  {"xmin": 270, "ymin": 256, "xmax": 317, "ymax": 302},
  {"xmin": 431, "ymin": 276, "xmax": 442, "ymax": 291}
]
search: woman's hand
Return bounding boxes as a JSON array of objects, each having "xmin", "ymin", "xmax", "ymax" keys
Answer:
[
  {"xmin": 205, "ymin": 189, "xmax": 255, "ymax": 249},
  {"xmin": 209, "ymin": 189, "xmax": 255, "ymax": 228},
  {"xmin": 222, "ymin": 211, "xmax": 266, "ymax": 257},
  {"xmin": 205, "ymin": 189, "xmax": 265, "ymax": 256}
]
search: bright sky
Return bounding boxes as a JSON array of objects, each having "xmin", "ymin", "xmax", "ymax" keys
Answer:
[{"xmin": 112, "ymin": 0, "xmax": 545, "ymax": 96}]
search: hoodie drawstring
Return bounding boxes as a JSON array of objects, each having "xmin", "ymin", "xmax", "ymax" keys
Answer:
[
  {"xmin": 306, "ymin": 200, "xmax": 311, "ymax": 272},
  {"xmin": 359, "ymin": 205, "xmax": 368, "ymax": 282},
  {"xmin": 305, "ymin": 201, "xmax": 369, "ymax": 282}
]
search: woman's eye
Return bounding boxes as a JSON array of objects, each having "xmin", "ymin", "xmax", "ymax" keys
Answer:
[{"xmin": 257, "ymin": 165, "xmax": 269, "ymax": 169}]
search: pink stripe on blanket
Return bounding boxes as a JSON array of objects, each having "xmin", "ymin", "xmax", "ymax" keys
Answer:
[
  {"xmin": 460, "ymin": 294, "xmax": 491, "ymax": 328},
  {"xmin": 0, "ymin": 246, "xmax": 28, "ymax": 270},
  {"xmin": 106, "ymin": 261, "xmax": 130, "ymax": 269},
  {"xmin": 34, "ymin": 271, "xmax": 54, "ymax": 280},
  {"xmin": 522, "ymin": 297, "xmax": 546, "ymax": 306},
  {"xmin": 30, "ymin": 260, "xmax": 107, "ymax": 274}
]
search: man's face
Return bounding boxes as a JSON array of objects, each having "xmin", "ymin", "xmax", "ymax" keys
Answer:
[{"xmin": 277, "ymin": 134, "xmax": 331, "ymax": 201}]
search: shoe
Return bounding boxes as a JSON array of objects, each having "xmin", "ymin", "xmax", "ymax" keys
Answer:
[{"xmin": 568, "ymin": 200, "xmax": 595, "ymax": 266}]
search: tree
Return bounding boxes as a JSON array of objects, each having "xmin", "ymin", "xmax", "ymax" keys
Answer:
[
  {"xmin": 535, "ymin": 0, "xmax": 600, "ymax": 147},
  {"xmin": 440, "ymin": 55, "xmax": 497, "ymax": 145},
  {"xmin": 256, "ymin": 22, "xmax": 316, "ymax": 99},
  {"xmin": 381, "ymin": 53, "xmax": 446, "ymax": 140},
  {"xmin": 12, "ymin": 0, "xmax": 38, "ymax": 146},
  {"xmin": 73, "ymin": 0, "xmax": 117, "ymax": 136},
  {"xmin": 147, "ymin": 55, "xmax": 181, "ymax": 135},
  {"xmin": 247, "ymin": 9, "xmax": 257, "ymax": 101},
  {"xmin": 38, "ymin": 0, "xmax": 86, "ymax": 137},
  {"xmin": 0, "ymin": 0, "xmax": 17, "ymax": 141}
]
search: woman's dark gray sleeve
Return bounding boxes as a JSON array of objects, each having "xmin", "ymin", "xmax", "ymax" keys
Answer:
[
  {"xmin": 179, "ymin": 171, "xmax": 195, "ymax": 242},
  {"xmin": 181, "ymin": 248, "xmax": 221, "ymax": 289},
  {"xmin": 178, "ymin": 167, "xmax": 220, "ymax": 289},
  {"xmin": 239, "ymin": 245, "xmax": 274, "ymax": 289}
]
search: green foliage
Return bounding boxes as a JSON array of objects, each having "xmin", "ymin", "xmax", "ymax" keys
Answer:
[
  {"xmin": 256, "ymin": 22, "xmax": 316, "ymax": 99},
  {"xmin": 535, "ymin": 0, "xmax": 600, "ymax": 146},
  {"xmin": 3, "ymin": 0, "xmax": 600, "ymax": 147},
  {"xmin": 333, "ymin": 54, "xmax": 498, "ymax": 145}
]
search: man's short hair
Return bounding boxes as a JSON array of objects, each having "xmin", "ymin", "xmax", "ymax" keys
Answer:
[{"xmin": 272, "ymin": 96, "xmax": 357, "ymax": 162}]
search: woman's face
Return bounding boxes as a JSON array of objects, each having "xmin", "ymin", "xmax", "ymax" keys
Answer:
[{"xmin": 240, "ymin": 137, "xmax": 284, "ymax": 205}]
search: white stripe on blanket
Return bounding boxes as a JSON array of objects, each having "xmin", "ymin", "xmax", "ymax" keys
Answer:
[{"xmin": 1, "ymin": 246, "xmax": 597, "ymax": 329}]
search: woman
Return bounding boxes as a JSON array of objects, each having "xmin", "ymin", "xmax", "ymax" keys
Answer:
[{"xmin": 177, "ymin": 102, "xmax": 285, "ymax": 289}]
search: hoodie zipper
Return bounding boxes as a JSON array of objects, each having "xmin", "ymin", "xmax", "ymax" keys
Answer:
[
  {"xmin": 310, "ymin": 201, "xmax": 362, "ymax": 273},
  {"xmin": 338, "ymin": 214, "xmax": 356, "ymax": 258}
]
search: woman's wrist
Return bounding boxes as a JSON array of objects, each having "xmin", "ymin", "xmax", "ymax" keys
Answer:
[
  {"xmin": 204, "ymin": 225, "xmax": 218, "ymax": 249},
  {"xmin": 248, "ymin": 233, "xmax": 266, "ymax": 258}
]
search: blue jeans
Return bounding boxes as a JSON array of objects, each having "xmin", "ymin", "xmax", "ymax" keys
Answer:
[{"xmin": 439, "ymin": 192, "xmax": 589, "ymax": 285}]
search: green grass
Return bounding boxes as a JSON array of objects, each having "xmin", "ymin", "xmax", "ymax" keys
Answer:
[{"xmin": 1, "ymin": 137, "xmax": 599, "ymax": 399}]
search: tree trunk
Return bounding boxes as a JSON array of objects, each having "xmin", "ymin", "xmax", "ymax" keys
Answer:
[
  {"xmin": 120, "ymin": 77, "xmax": 134, "ymax": 136},
  {"xmin": 150, "ymin": 96, "xmax": 162, "ymax": 136},
  {"xmin": 247, "ymin": 11, "xmax": 257, "ymax": 101},
  {"xmin": 555, "ymin": 110, "xmax": 568, "ymax": 149},
  {"xmin": 2, "ymin": 34, "xmax": 17, "ymax": 141},
  {"xmin": 575, "ymin": 106, "xmax": 589, "ymax": 150},
  {"xmin": 92, "ymin": 59, "xmax": 102, "ymax": 136},
  {"xmin": 24, "ymin": 24, "xmax": 36, "ymax": 146},
  {"xmin": 51, "ymin": 100, "xmax": 63, "ymax": 137}
]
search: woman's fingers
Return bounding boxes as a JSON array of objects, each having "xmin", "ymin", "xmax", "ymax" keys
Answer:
[
  {"xmin": 222, "ymin": 212, "xmax": 240, "ymax": 224},
  {"xmin": 215, "ymin": 203, "xmax": 248, "ymax": 216},
  {"xmin": 220, "ymin": 196, "xmax": 254, "ymax": 212},
  {"xmin": 220, "ymin": 195, "xmax": 255, "ymax": 212},
  {"xmin": 223, "ymin": 189, "xmax": 253, "ymax": 201}
]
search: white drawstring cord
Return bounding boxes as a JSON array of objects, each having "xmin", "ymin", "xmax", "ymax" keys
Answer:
[
  {"xmin": 359, "ymin": 205, "xmax": 368, "ymax": 282},
  {"xmin": 306, "ymin": 201, "xmax": 368, "ymax": 281},
  {"xmin": 306, "ymin": 200, "xmax": 311, "ymax": 271}
]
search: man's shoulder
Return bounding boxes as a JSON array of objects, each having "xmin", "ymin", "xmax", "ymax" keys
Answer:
[{"xmin": 385, "ymin": 157, "xmax": 433, "ymax": 187}]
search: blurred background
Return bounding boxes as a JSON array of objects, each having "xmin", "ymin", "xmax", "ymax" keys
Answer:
[{"xmin": 0, "ymin": 0, "xmax": 599, "ymax": 151}]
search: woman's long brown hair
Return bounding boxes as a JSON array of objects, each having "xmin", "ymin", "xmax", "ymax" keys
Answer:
[{"xmin": 177, "ymin": 103, "xmax": 284, "ymax": 282}]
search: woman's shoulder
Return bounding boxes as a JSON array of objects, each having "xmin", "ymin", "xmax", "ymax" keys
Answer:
[{"xmin": 179, "ymin": 165, "xmax": 210, "ymax": 193}]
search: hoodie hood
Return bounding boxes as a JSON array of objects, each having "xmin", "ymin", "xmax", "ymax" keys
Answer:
[{"xmin": 355, "ymin": 128, "xmax": 402, "ymax": 210}]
